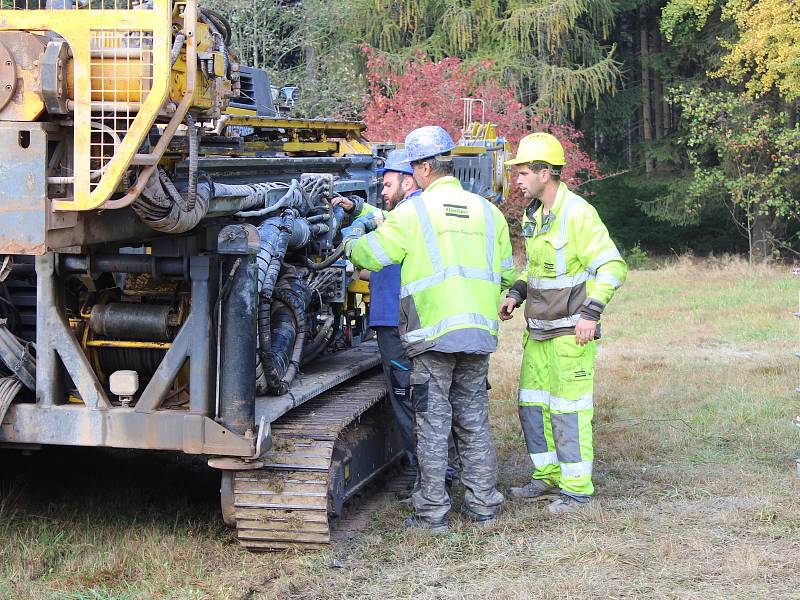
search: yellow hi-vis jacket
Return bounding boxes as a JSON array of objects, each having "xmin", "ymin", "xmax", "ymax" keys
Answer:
[
  {"xmin": 514, "ymin": 182, "xmax": 628, "ymax": 340},
  {"xmin": 346, "ymin": 176, "xmax": 517, "ymax": 356}
]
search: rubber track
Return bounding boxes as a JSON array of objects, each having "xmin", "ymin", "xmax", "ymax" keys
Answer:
[{"xmin": 233, "ymin": 372, "xmax": 387, "ymax": 550}]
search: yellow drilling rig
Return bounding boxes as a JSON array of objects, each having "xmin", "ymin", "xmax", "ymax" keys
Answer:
[{"xmin": 0, "ymin": 0, "xmax": 509, "ymax": 550}]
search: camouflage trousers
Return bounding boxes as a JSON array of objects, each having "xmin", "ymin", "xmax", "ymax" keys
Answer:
[{"xmin": 410, "ymin": 351, "xmax": 504, "ymax": 521}]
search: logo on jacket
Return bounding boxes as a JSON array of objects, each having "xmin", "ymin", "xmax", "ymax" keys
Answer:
[{"xmin": 443, "ymin": 204, "xmax": 469, "ymax": 219}]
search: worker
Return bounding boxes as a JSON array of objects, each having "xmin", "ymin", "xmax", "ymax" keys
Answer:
[
  {"xmin": 342, "ymin": 125, "xmax": 516, "ymax": 533},
  {"xmin": 332, "ymin": 149, "xmax": 420, "ymax": 471},
  {"xmin": 499, "ymin": 132, "xmax": 628, "ymax": 514}
]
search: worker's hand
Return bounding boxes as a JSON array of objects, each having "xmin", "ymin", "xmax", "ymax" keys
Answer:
[
  {"xmin": 499, "ymin": 296, "xmax": 518, "ymax": 321},
  {"xmin": 353, "ymin": 211, "xmax": 385, "ymax": 232},
  {"xmin": 340, "ymin": 223, "xmax": 366, "ymax": 245},
  {"xmin": 332, "ymin": 196, "xmax": 355, "ymax": 213},
  {"xmin": 574, "ymin": 317, "xmax": 597, "ymax": 346}
]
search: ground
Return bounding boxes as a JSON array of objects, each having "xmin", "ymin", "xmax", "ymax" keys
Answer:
[{"xmin": 1, "ymin": 257, "xmax": 799, "ymax": 599}]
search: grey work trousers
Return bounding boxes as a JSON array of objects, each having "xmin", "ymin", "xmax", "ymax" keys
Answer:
[{"xmin": 410, "ymin": 351, "xmax": 503, "ymax": 521}]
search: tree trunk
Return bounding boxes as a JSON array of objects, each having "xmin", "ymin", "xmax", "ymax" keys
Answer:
[
  {"xmin": 752, "ymin": 213, "xmax": 771, "ymax": 262},
  {"xmin": 653, "ymin": 34, "xmax": 664, "ymax": 142},
  {"xmin": 640, "ymin": 5, "xmax": 654, "ymax": 173}
]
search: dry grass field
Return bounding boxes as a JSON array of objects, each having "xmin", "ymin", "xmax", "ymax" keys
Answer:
[{"xmin": 1, "ymin": 257, "xmax": 799, "ymax": 599}]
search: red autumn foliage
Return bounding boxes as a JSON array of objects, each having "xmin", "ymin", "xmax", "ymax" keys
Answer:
[{"xmin": 361, "ymin": 46, "xmax": 601, "ymax": 219}]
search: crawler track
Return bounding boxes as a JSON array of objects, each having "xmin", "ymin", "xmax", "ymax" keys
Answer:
[{"xmin": 232, "ymin": 372, "xmax": 402, "ymax": 550}]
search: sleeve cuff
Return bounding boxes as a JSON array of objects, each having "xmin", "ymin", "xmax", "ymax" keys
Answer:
[
  {"xmin": 510, "ymin": 279, "xmax": 527, "ymax": 300},
  {"xmin": 579, "ymin": 298, "xmax": 606, "ymax": 321},
  {"xmin": 507, "ymin": 290, "xmax": 523, "ymax": 305}
]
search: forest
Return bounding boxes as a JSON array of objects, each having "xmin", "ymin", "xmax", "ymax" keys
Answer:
[{"xmin": 206, "ymin": 0, "xmax": 800, "ymax": 262}]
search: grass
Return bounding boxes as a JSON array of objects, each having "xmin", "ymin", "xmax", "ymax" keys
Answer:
[{"xmin": 2, "ymin": 256, "xmax": 800, "ymax": 599}]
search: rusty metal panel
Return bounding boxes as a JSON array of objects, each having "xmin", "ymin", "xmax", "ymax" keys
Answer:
[
  {"xmin": 0, "ymin": 404, "xmax": 255, "ymax": 456},
  {"xmin": 0, "ymin": 123, "xmax": 46, "ymax": 254}
]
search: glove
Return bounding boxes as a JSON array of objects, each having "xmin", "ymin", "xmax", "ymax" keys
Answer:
[
  {"xmin": 340, "ymin": 223, "xmax": 366, "ymax": 245},
  {"xmin": 353, "ymin": 210, "xmax": 385, "ymax": 233}
]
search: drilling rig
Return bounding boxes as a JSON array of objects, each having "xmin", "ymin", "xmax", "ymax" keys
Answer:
[{"xmin": 0, "ymin": 0, "xmax": 509, "ymax": 550}]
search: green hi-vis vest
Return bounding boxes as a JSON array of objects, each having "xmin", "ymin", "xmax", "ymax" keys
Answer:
[
  {"xmin": 521, "ymin": 182, "xmax": 628, "ymax": 340},
  {"xmin": 347, "ymin": 176, "xmax": 517, "ymax": 356}
]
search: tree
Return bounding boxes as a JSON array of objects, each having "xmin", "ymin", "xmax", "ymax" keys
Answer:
[
  {"xmin": 661, "ymin": 0, "xmax": 800, "ymax": 101},
  {"xmin": 645, "ymin": 87, "xmax": 800, "ymax": 261},
  {"xmin": 343, "ymin": 0, "xmax": 621, "ymax": 120},
  {"xmin": 361, "ymin": 50, "xmax": 601, "ymax": 223}
]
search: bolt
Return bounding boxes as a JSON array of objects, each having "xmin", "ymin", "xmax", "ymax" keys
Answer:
[
  {"xmin": 4, "ymin": 60, "xmax": 10, "ymax": 66},
  {"xmin": 4, "ymin": 84, "xmax": 10, "ymax": 90}
]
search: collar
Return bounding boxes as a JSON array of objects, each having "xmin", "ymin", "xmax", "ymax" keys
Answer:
[
  {"xmin": 525, "ymin": 182, "xmax": 568, "ymax": 223},
  {"xmin": 395, "ymin": 188, "xmax": 421, "ymax": 209},
  {"xmin": 425, "ymin": 176, "xmax": 462, "ymax": 193}
]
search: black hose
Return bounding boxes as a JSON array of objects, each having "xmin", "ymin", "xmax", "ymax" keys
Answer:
[
  {"xmin": 199, "ymin": 8, "xmax": 232, "ymax": 44},
  {"xmin": 304, "ymin": 242, "xmax": 345, "ymax": 270},
  {"xmin": 185, "ymin": 114, "xmax": 199, "ymax": 212}
]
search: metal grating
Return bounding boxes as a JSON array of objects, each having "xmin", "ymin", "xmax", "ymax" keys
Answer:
[
  {"xmin": 88, "ymin": 29, "xmax": 153, "ymax": 192},
  {"xmin": 0, "ymin": 1, "xmax": 153, "ymax": 10}
]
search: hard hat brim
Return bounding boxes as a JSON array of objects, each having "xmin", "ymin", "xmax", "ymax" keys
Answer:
[{"xmin": 503, "ymin": 156, "xmax": 565, "ymax": 167}]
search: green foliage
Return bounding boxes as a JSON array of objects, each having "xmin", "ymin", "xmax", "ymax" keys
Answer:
[
  {"xmin": 660, "ymin": 0, "xmax": 718, "ymax": 42},
  {"xmin": 623, "ymin": 242, "xmax": 652, "ymax": 270},
  {"xmin": 344, "ymin": 0, "xmax": 621, "ymax": 119},
  {"xmin": 587, "ymin": 174, "xmax": 745, "ymax": 256},
  {"xmin": 648, "ymin": 86, "xmax": 800, "ymax": 259}
]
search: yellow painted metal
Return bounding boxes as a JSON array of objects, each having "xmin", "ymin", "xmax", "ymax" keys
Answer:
[
  {"xmin": 0, "ymin": 1, "xmax": 173, "ymax": 211},
  {"xmin": 226, "ymin": 115, "xmax": 366, "ymax": 134},
  {"xmin": 347, "ymin": 279, "xmax": 370, "ymax": 295},
  {"xmin": 169, "ymin": 19, "xmax": 216, "ymax": 109},
  {"xmin": 283, "ymin": 141, "xmax": 338, "ymax": 153},
  {"xmin": 85, "ymin": 340, "xmax": 173, "ymax": 350}
]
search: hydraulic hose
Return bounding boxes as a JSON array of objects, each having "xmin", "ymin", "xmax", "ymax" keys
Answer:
[
  {"xmin": 0, "ymin": 322, "xmax": 35, "ymax": 391},
  {"xmin": 185, "ymin": 114, "xmax": 199, "ymax": 212},
  {"xmin": 304, "ymin": 242, "xmax": 345, "ymax": 270}
]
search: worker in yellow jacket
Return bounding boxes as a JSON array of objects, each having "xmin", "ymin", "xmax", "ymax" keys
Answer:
[
  {"xmin": 344, "ymin": 125, "xmax": 516, "ymax": 532},
  {"xmin": 499, "ymin": 133, "xmax": 628, "ymax": 514}
]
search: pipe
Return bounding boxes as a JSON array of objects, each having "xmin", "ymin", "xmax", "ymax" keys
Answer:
[
  {"xmin": 60, "ymin": 254, "xmax": 185, "ymax": 277},
  {"xmin": 218, "ymin": 253, "xmax": 258, "ymax": 436}
]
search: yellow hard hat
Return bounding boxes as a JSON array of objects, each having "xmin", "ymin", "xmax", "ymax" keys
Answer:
[{"xmin": 505, "ymin": 132, "xmax": 565, "ymax": 167}]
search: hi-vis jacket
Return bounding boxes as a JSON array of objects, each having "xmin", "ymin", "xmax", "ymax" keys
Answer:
[
  {"xmin": 517, "ymin": 182, "xmax": 627, "ymax": 340},
  {"xmin": 347, "ymin": 176, "xmax": 516, "ymax": 356}
]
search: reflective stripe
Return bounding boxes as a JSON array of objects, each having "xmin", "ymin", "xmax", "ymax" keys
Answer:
[
  {"xmin": 527, "ymin": 314, "xmax": 581, "ymax": 330},
  {"xmin": 554, "ymin": 195, "xmax": 581, "ymax": 277},
  {"xmin": 402, "ymin": 312, "xmax": 499, "ymax": 343},
  {"xmin": 560, "ymin": 461, "xmax": 593, "ymax": 477},
  {"xmin": 412, "ymin": 195, "xmax": 443, "ymax": 271},
  {"xmin": 550, "ymin": 394, "xmax": 593, "ymax": 412},
  {"xmin": 531, "ymin": 451, "xmax": 559, "ymax": 468},
  {"xmin": 520, "ymin": 390, "xmax": 593, "ymax": 411},
  {"xmin": 366, "ymin": 232, "xmax": 394, "ymax": 267},
  {"xmin": 594, "ymin": 272, "xmax": 622, "ymax": 288},
  {"xmin": 528, "ymin": 271, "xmax": 589, "ymax": 290},
  {"xmin": 519, "ymin": 389, "xmax": 549, "ymax": 405},
  {"xmin": 501, "ymin": 256, "xmax": 514, "ymax": 269},
  {"xmin": 400, "ymin": 265, "xmax": 500, "ymax": 298},
  {"xmin": 587, "ymin": 248, "xmax": 622, "ymax": 274},
  {"xmin": 481, "ymin": 197, "xmax": 495, "ymax": 273}
]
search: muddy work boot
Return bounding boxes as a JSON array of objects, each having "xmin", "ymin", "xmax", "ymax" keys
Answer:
[
  {"xmin": 508, "ymin": 479, "xmax": 559, "ymax": 500},
  {"xmin": 459, "ymin": 506, "xmax": 497, "ymax": 528},
  {"xmin": 403, "ymin": 515, "xmax": 449, "ymax": 534},
  {"xmin": 547, "ymin": 494, "xmax": 592, "ymax": 515}
]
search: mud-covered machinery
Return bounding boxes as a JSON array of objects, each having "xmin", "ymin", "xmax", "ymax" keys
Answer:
[{"xmin": 0, "ymin": 0, "xmax": 403, "ymax": 550}]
